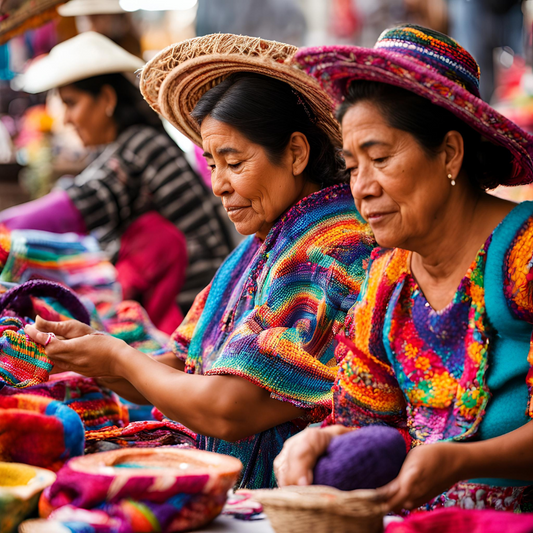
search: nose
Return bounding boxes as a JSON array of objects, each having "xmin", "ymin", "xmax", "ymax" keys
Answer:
[
  {"xmin": 211, "ymin": 168, "xmax": 233, "ymax": 198},
  {"xmin": 350, "ymin": 163, "xmax": 381, "ymax": 202}
]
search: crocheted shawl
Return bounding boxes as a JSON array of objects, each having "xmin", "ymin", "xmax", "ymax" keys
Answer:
[
  {"xmin": 171, "ymin": 184, "xmax": 375, "ymax": 488},
  {"xmin": 331, "ymin": 201, "xmax": 533, "ymax": 448}
]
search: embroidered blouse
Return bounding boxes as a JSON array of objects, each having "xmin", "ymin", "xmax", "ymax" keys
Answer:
[
  {"xmin": 170, "ymin": 184, "xmax": 375, "ymax": 488},
  {"xmin": 331, "ymin": 201, "xmax": 533, "ymax": 475}
]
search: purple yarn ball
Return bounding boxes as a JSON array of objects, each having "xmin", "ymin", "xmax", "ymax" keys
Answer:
[{"xmin": 313, "ymin": 426, "xmax": 407, "ymax": 490}]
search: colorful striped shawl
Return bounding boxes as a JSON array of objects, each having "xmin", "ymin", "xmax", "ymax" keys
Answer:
[{"xmin": 171, "ymin": 184, "xmax": 375, "ymax": 488}]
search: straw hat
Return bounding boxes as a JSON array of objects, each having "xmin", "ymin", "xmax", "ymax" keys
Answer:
[
  {"xmin": 295, "ymin": 24, "xmax": 533, "ymax": 186},
  {"xmin": 58, "ymin": 0, "xmax": 126, "ymax": 16},
  {"xmin": 22, "ymin": 31, "xmax": 144, "ymax": 94},
  {"xmin": 139, "ymin": 33, "xmax": 342, "ymax": 148}
]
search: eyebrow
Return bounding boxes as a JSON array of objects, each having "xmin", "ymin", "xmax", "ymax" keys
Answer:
[
  {"xmin": 202, "ymin": 147, "xmax": 241, "ymax": 158},
  {"xmin": 342, "ymin": 140, "xmax": 390, "ymax": 157}
]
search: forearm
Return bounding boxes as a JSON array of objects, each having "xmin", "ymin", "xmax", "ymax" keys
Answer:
[
  {"xmin": 97, "ymin": 376, "xmax": 149, "ymax": 404},
  {"xmin": 116, "ymin": 346, "xmax": 303, "ymax": 441},
  {"xmin": 97, "ymin": 351, "xmax": 185, "ymax": 404},
  {"xmin": 452, "ymin": 421, "xmax": 533, "ymax": 482}
]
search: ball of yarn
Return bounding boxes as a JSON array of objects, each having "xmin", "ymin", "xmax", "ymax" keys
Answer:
[{"xmin": 313, "ymin": 426, "xmax": 407, "ymax": 490}]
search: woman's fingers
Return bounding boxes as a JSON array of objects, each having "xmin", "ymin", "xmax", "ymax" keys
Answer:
[
  {"xmin": 24, "ymin": 324, "xmax": 54, "ymax": 346},
  {"xmin": 34, "ymin": 316, "xmax": 94, "ymax": 339}
]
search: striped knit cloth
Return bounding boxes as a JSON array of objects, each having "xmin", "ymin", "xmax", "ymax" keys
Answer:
[{"xmin": 171, "ymin": 184, "xmax": 375, "ymax": 488}]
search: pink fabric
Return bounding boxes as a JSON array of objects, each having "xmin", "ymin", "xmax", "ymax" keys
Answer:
[
  {"xmin": 116, "ymin": 212, "xmax": 187, "ymax": 334},
  {"xmin": 194, "ymin": 145, "xmax": 212, "ymax": 188},
  {"xmin": 0, "ymin": 190, "xmax": 86, "ymax": 234},
  {"xmin": 386, "ymin": 508, "xmax": 533, "ymax": 533}
]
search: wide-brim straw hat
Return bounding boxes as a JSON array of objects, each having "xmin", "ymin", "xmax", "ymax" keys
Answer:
[
  {"xmin": 58, "ymin": 0, "xmax": 126, "ymax": 16},
  {"xmin": 139, "ymin": 33, "xmax": 342, "ymax": 148},
  {"xmin": 295, "ymin": 24, "xmax": 533, "ymax": 186},
  {"xmin": 21, "ymin": 31, "xmax": 144, "ymax": 94}
]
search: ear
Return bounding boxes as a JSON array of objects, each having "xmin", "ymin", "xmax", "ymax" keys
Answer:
[
  {"xmin": 98, "ymin": 84, "xmax": 117, "ymax": 116},
  {"xmin": 443, "ymin": 130, "xmax": 464, "ymax": 179},
  {"xmin": 288, "ymin": 132, "xmax": 311, "ymax": 176}
]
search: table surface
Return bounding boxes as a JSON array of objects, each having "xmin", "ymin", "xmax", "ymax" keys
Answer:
[{"xmin": 198, "ymin": 516, "xmax": 274, "ymax": 532}]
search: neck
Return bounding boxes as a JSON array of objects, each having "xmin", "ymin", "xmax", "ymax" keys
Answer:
[
  {"xmin": 255, "ymin": 180, "xmax": 321, "ymax": 241},
  {"xmin": 410, "ymin": 184, "xmax": 483, "ymax": 282}
]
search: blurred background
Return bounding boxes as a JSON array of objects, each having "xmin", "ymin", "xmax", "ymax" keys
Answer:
[{"xmin": 0, "ymin": 0, "xmax": 531, "ymax": 211}]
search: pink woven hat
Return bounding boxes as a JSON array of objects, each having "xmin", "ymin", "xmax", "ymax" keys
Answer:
[{"xmin": 295, "ymin": 24, "xmax": 533, "ymax": 186}]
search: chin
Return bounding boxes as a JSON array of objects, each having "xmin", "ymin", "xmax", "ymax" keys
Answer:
[{"xmin": 372, "ymin": 231, "xmax": 402, "ymax": 249}]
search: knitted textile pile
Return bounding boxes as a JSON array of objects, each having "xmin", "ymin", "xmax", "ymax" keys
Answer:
[
  {"xmin": 0, "ymin": 225, "xmax": 119, "ymax": 306},
  {"xmin": 98, "ymin": 299, "xmax": 170, "ymax": 354},
  {"xmin": 171, "ymin": 184, "xmax": 375, "ymax": 488},
  {"xmin": 0, "ymin": 373, "xmax": 129, "ymax": 430},
  {"xmin": 0, "ymin": 279, "xmax": 90, "ymax": 389},
  {"xmin": 0, "ymin": 393, "xmax": 84, "ymax": 471},
  {"xmin": 84, "ymin": 419, "xmax": 197, "ymax": 453}
]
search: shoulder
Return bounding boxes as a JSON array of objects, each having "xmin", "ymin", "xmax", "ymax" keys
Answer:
[
  {"xmin": 117, "ymin": 125, "xmax": 185, "ymax": 166},
  {"xmin": 276, "ymin": 184, "xmax": 373, "ymax": 246}
]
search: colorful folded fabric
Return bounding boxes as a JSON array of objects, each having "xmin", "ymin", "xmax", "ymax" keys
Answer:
[
  {"xmin": 84, "ymin": 419, "xmax": 197, "ymax": 454},
  {"xmin": 0, "ymin": 227, "xmax": 118, "ymax": 301},
  {"xmin": 98, "ymin": 300, "xmax": 170, "ymax": 354},
  {"xmin": 0, "ymin": 393, "xmax": 84, "ymax": 471},
  {"xmin": 386, "ymin": 507, "xmax": 533, "ymax": 533},
  {"xmin": 0, "ymin": 373, "xmax": 129, "ymax": 430}
]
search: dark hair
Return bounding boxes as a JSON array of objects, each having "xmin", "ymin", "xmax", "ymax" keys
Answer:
[
  {"xmin": 72, "ymin": 73, "xmax": 162, "ymax": 134},
  {"xmin": 337, "ymin": 80, "xmax": 513, "ymax": 190},
  {"xmin": 191, "ymin": 73, "xmax": 347, "ymax": 187}
]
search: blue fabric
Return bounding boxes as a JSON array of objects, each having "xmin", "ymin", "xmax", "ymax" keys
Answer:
[
  {"xmin": 473, "ymin": 201, "xmax": 533, "ymax": 486},
  {"xmin": 44, "ymin": 400, "xmax": 85, "ymax": 459}
]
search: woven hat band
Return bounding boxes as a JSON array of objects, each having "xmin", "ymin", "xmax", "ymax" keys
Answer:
[{"xmin": 375, "ymin": 25, "xmax": 481, "ymax": 97}]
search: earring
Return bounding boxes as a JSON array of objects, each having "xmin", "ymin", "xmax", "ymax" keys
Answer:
[
  {"xmin": 447, "ymin": 173, "xmax": 456, "ymax": 186},
  {"xmin": 106, "ymin": 107, "xmax": 114, "ymax": 117}
]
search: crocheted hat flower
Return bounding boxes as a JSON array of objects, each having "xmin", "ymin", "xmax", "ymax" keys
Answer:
[{"xmin": 295, "ymin": 24, "xmax": 533, "ymax": 186}]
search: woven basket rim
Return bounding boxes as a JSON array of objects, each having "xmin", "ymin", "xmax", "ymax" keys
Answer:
[{"xmin": 250, "ymin": 485, "xmax": 387, "ymax": 519}]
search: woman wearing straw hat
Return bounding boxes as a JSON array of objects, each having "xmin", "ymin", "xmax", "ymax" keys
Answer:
[
  {"xmin": 25, "ymin": 33, "xmax": 375, "ymax": 489},
  {"xmin": 0, "ymin": 31, "xmax": 234, "ymax": 334},
  {"xmin": 274, "ymin": 25, "xmax": 533, "ymax": 512}
]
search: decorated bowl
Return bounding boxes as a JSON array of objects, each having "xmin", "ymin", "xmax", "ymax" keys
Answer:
[
  {"xmin": 38, "ymin": 447, "xmax": 242, "ymax": 532},
  {"xmin": 0, "ymin": 462, "xmax": 56, "ymax": 533}
]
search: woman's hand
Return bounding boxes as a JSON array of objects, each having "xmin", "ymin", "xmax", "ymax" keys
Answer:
[
  {"xmin": 274, "ymin": 425, "xmax": 352, "ymax": 486},
  {"xmin": 25, "ymin": 317, "xmax": 127, "ymax": 378},
  {"xmin": 377, "ymin": 442, "xmax": 465, "ymax": 512}
]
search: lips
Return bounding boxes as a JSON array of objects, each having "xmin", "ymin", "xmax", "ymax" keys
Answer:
[
  {"xmin": 364, "ymin": 211, "xmax": 395, "ymax": 223},
  {"xmin": 225, "ymin": 205, "xmax": 250, "ymax": 212}
]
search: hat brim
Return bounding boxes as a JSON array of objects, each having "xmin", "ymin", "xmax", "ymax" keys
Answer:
[
  {"xmin": 295, "ymin": 45, "xmax": 533, "ymax": 186},
  {"xmin": 140, "ymin": 35, "xmax": 342, "ymax": 149}
]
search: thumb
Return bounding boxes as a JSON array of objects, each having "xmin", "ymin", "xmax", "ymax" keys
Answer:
[{"xmin": 35, "ymin": 316, "xmax": 91, "ymax": 339}]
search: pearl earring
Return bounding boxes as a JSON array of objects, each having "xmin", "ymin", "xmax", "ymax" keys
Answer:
[
  {"xmin": 106, "ymin": 107, "xmax": 114, "ymax": 117},
  {"xmin": 447, "ymin": 173, "xmax": 456, "ymax": 186}
]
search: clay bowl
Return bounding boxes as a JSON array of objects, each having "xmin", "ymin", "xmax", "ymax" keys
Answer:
[
  {"xmin": 251, "ymin": 485, "xmax": 386, "ymax": 533},
  {"xmin": 0, "ymin": 462, "xmax": 56, "ymax": 533},
  {"xmin": 39, "ymin": 447, "xmax": 242, "ymax": 532}
]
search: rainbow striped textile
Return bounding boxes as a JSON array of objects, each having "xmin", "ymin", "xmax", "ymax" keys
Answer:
[{"xmin": 171, "ymin": 184, "xmax": 375, "ymax": 488}]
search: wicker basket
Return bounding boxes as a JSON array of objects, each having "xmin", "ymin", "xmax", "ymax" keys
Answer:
[{"xmin": 250, "ymin": 485, "xmax": 386, "ymax": 533}]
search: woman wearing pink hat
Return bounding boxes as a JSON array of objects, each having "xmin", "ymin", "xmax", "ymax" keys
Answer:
[{"xmin": 275, "ymin": 25, "xmax": 533, "ymax": 513}]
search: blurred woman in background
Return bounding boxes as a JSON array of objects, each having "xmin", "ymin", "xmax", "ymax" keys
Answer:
[{"xmin": 0, "ymin": 32, "xmax": 233, "ymax": 333}]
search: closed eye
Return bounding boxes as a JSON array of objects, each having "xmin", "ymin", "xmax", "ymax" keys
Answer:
[{"xmin": 229, "ymin": 162, "xmax": 242, "ymax": 169}]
